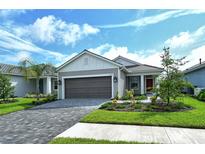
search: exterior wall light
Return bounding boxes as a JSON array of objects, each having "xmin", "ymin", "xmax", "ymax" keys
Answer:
[
  {"xmin": 58, "ymin": 79, "xmax": 62, "ymax": 85},
  {"xmin": 114, "ymin": 76, "xmax": 118, "ymax": 83}
]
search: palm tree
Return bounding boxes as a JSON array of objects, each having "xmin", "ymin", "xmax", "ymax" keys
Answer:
[{"xmin": 11, "ymin": 59, "xmax": 55, "ymax": 101}]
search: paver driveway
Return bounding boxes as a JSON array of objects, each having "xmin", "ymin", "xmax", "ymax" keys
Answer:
[{"xmin": 0, "ymin": 99, "xmax": 107, "ymax": 144}]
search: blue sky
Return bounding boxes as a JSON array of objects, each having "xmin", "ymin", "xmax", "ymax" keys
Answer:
[{"xmin": 0, "ymin": 9, "xmax": 205, "ymax": 69}]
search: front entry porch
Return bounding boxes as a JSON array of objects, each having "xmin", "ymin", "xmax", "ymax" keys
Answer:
[
  {"xmin": 29, "ymin": 77, "xmax": 58, "ymax": 95},
  {"xmin": 126, "ymin": 75, "xmax": 157, "ymax": 95}
]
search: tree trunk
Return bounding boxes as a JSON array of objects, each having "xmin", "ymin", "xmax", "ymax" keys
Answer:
[
  {"xmin": 167, "ymin": 97, "xmax": 170, "ymax": 105},
  {"xmin": 36, "ymin": 78, "xmax": 40, "ymax": 101}
]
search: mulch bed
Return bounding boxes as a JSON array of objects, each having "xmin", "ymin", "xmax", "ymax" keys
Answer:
[{"xmin": 99, "ymin": 102, "xmax": 192, "ymax": 112}]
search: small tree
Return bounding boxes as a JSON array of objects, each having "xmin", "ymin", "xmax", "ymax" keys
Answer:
[
  {"xmin": 0, "ymin": 72, "xmax": 15, "ymax": 102},
  {"xmin": 11, "ymin": 59, "xmax": 55, "ymax": 101},
  {"xmin": 157, "ymin": 47, "xmax": 189, "ymax": 104}
]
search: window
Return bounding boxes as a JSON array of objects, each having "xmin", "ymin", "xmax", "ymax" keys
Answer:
[
  {"xmin": 131, "ymin": 83, "xmax": 138, "ymax": 90},
  {"xmin": 53, "ymin": 80, "xmax": 58, "ymax": 90}
]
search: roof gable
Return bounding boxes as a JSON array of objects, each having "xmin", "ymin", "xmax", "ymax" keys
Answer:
[
  {"xmin": 57, "ymin": 50, "xmax": 123, "ymax": 71},
  {"xmin": 113, "ymin": 56, "xmax": 141, "ymax": 66}
]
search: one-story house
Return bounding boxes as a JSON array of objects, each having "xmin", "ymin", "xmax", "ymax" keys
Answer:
[
  {"xmin": 0, "ymin": 50, "xmax": 163, "ymax": 99},
  {"xmin": 184, "ymin": 59, "xmax": 205, "ymax": 94},
  {"xmin": 0, "ymin": 63, "xmax": 58, "ymax": 97},
  {"xmin": 57, "ymin": 49, "xmax": 163, "ymax": 99}
]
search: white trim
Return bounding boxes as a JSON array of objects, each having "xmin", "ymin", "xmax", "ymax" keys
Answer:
[
  {"xmin": 117, "ymin": 68, "xmax": 120, "ymax": 96},
  {"xmin": 57, "ymin": 50, "xmax": 122, "ymax": 71},
  {"xmin": 140, "ymin": 75, "xmax": 144, "ymax": 95},
  {"xmin": 61, "ymin": 74, "xmax": 114, "ymax": 99},
  {"xmin": 46, "ymin": 76, "xmax": 52, "ymax": 94},
  {"xmin": 57, "ymin": 72, "xmax": 60, "ymax": 99}
]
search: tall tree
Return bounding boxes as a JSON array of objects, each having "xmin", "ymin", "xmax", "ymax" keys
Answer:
[
  {"xmin": 158, "ymin": 47, "xmax": 189, "ymax": 104},
  {"xmin": 11, "ymin": 59, "xmax": 55, "ymax": 101}
]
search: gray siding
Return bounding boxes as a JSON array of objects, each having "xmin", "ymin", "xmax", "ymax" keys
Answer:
[
  {"xmin": 185, "ymin": 67, "xmax": 205, "ymax": 88},
  {"xmin": 58, "ymin": 68, "xmax": 118, "ymax": 99},
  {"xmin": 10, "ymin": 75, "xmax": 36, "ymax": 97}
]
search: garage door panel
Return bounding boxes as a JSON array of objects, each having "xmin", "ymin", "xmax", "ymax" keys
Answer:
[{"xmin": 65, "ymin": 76, "xmax": 112, "ymax": 98}]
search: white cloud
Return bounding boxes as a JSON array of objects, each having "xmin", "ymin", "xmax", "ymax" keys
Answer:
[
  {"xmin": 182, "ymin": 45, "xmax": 205, "ymax": 70},
  {"xmin": 88, "ymin": 43, "xmax": 162, "ymax": 67},
  {"xmin": 0, "ymin": 27, "xmax": 68, "ymax": 64},
  {"xmin": 55, "ymin": 52, "xmax": 78, "ymax": 67},
  {"xmin": 88, "ymin": 42, "xmax": 205, "ymax": 71},
  {"xmin": 2, "ymin": 51, "xmax": 31, "ymax": 63},
  {"xmin": 99, "ymin": 10, "xmax": 205, "ymax": 28},
  {"xmin": 165, "ymin": 26, "xmax": 205, "ymax": 48},
  {"xmin": 14, "ymin": 15, "xmax": 100, "ymax": 46},
  {"xmin": 0, "ymin": 10, "xmax": 26, "ymax": 18}
]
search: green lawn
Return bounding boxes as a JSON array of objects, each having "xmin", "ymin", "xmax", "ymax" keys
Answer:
[
  {"xmin": 0, "ymin": 98, "xmax": 39, "ymax": 115},
  {"xmin": 49, "ymin": 137, "xmax": 146, "ymax": 144},
  {"xmin": 81, "ymin": 97, "xmax": 205, "ymax": 129}
]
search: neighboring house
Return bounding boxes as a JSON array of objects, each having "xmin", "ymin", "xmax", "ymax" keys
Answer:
[
  {"xmin": 184, "ymin": 59, "xmax": 205, "ymax": 94},
  {"xmin": 57, "ymin": 49, "xmax": 163, "ymax": 99},
  {"xmin": 0, "ymin": 63, "xmax": 58, "ymax": 97}
]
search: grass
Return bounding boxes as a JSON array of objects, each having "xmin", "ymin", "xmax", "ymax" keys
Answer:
[
  {"xmin": 49, "ymin": 137, "xmax": 147, "ymax": 144},
  {"xmin": 0, "ymin": 98, "xmax": 41, "ymax": 115},
  {"xmin": 81, "ymin": 96, "xmax": 205, "ymax": 129}
]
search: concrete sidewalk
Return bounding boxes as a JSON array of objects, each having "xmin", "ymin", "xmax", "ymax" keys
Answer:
[{"xmin": 56, "ymin": 123, "xmax": 205, "ymax": 144}]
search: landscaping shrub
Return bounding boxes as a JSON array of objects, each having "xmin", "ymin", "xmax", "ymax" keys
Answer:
[
  {"xmin": 114, "ymin": 91, "xmax": 120, "ymax": 100},
  {"xmin": 99, "ymin": 101, "xmax": 191, "ymax": 112},
  {"xmin": 121, "ymin": 89, "xmax": 134, "ymax": 100},
  {"xmin": 197, "ymin": 90, "xmax": 205, "ymax": 101},
  {"xmin": 0, "ymin": 73, "xmax": 15, "ymax": 102},
  {"xmin": 25, "ymin": 92, "xmax": 47, "ymax": 98},
  {"xmin": 32, "ymin": 94, "xmax": 57, "ymax": 105},
  {"xmin": 135, "ymin": 95, "xmax": 147, "ymax": 100},
  {"xmin": 99, "ymin": 102, "xmax": 112, "ymax": 109},
  {"xmin": 150, "ymin": 96, "xmax": 157, "ymax": 104}
]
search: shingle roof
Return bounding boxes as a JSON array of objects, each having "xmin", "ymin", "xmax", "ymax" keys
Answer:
[
  {"xmin": 184, "ymin": 61, "xmax": 205, "ymax": 74},
  {"xmin": 127, "ymin": 64, "xmax": 163, "ymax": 74},
  {"xmin": 113, "ymin": 55, "xmax": 142, "ymax": 65}
]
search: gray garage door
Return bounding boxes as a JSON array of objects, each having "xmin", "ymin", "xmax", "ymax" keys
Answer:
[{"xmin": 65, "ymin": 76, "xmax": 112, "ymax": 98}]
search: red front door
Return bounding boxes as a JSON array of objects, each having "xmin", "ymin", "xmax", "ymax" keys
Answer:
[{"xmin": 146, "ymin": 78, "xmax": 153, "ymax": 92}]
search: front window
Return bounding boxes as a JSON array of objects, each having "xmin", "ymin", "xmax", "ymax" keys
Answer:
[
  {"xmin": 131, "ymin": 82, "xmax": 138, "ymax": 90},
  {"xmin": 128, "ymin": 76, "xmax": 140, "ymax": 95},
  {"xmin": 54, "ymin": 80, "xmax": 58, "ymax": 90}
]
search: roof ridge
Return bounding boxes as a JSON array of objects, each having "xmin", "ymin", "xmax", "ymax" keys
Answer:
[{"xmin": 113, "ymin": 55, "xmax": 141, "ymax": 65}]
